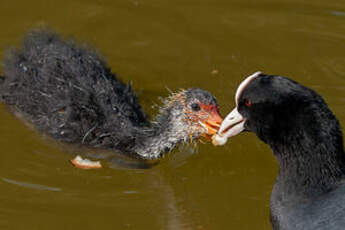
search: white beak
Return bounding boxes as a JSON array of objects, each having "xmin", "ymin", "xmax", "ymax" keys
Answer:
[{"xmin": 212, "ymin": 107, "xmax": 245, "ymax": 146}]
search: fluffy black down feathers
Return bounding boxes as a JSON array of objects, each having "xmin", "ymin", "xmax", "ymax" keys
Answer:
[{"xmin": 1, "ymin": 30, "xmax": 148, "ymax": 154}]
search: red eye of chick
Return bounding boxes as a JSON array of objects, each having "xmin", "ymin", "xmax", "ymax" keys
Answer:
[{"xmin": 245, "ymin": 99, "xmax": 252, "ymax": 107}]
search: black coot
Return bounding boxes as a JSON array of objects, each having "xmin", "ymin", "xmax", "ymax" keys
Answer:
[
  {"xmin": 214, "ymin": 72, "xmax": 345, "ymax": 230},
  {"xmin": 0, "ymin": 30, "xmax": 223, "ymax": 161}
]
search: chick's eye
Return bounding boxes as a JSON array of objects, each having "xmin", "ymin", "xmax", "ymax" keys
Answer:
[
  {"xmin": 191, "ymin": 103, "xmax": 201, "ymax": 111},
  {"xmin": 244, "ymin": 99, "xmax": 252, "ymax": 107}
]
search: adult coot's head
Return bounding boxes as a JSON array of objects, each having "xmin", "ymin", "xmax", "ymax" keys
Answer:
[
  {"xmin": 213, "ymin": 72, "xmax": 343, "ymax": 148},
  {"xmin": 213, "ymin": 72, "xmax": 345, "ymax": 230}
]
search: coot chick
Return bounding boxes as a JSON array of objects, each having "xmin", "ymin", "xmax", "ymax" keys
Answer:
[
  {"xmin": 0, "ymin": 30, "xmax": 222, "ymax": 162},
  {"xmin": 213, "ymin": 72, "xmax": 345, "ymax": 230}
]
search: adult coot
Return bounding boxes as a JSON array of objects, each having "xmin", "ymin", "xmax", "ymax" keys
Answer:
[
  {"xmin": 0, "ymin": 30, "xmax": 222, "ymax": 166},
  {"xmin": 213, "ymin": 72, "xmax": 345, "ymax": 230}
]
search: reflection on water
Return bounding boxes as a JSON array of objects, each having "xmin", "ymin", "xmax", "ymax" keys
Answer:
[
  {"xmin": 0, "ymin": 0, "xmax": 345, "ymax": 229},
  {"xmin": 1, "ymin": 177, "xmax": 62, "ymax": 192},
  {"xmin": 332, "ymin": 11, "xmax": 345, "ymax": 17}
]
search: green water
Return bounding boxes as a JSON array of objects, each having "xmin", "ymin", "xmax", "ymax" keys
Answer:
[{"xmin": 0, "ymin": 0, "xmax": 345, "ymax": 229}]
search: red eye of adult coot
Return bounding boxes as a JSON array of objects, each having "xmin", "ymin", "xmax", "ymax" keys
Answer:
[{"xmin": 245, "ymin": 99, "xmax": 252, "ymax": 107}]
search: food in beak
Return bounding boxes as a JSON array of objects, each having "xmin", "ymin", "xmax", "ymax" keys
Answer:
[
  {"xmin": 200, "ymin": 111, "xmax": 223, "ymax": 137},
  {"xmin": 211, "ymin": 71, "xmax": 260, "ymax": 146},
  {"xmin": 212, "ymin": 107, "xmax": 245, "ymax": 146}
]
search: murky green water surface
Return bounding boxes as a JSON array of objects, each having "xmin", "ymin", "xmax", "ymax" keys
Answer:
[{"xmin": 0, "ymin": 0, "xmax": 345, "ymax": 229}]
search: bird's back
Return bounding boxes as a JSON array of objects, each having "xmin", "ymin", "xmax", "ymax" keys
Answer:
[{"xmin": 1, "ymin": 30, "xmax": 147, "ymax": 149}]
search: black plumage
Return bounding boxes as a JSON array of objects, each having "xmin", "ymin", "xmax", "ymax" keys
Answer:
[
  {"xmin": 217, "ymin": 73, "xmax": 345, "ymax": 230},
  {"xmin": 0, "ymin": 30, "xmax": 222, "ymax": 160}
]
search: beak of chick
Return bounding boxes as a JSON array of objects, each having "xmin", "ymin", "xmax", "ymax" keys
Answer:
[
  {"xmin": 199, "ymin": 110, "xmax": 223, "ymax": 139},
  {"xmin": 212, "ymin": 107, "xmax": 245, "ymax": 146}
]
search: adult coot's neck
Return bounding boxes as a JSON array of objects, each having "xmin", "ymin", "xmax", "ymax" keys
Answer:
[{"xmin": 269, "ymin": 95, "xmax": 345, "ymax": 199}]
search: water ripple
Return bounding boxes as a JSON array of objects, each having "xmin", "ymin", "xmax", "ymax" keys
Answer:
[
  {"xmin": 1, "ymin": 177, "xmax": 62, "ymax": 192},
  {"xmin": 331, "ymin": 11, "xmax": 345, "ymax": 17}
]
